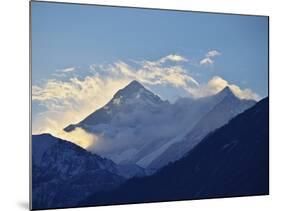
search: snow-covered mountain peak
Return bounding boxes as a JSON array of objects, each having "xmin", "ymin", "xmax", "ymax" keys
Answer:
[
  {"xmin": 215, "ymin": 86, "xmax": 236, "ymax": 100},
  {"xmin": 64, "ymin": 81, "xmax": 167, "ymax": 132},
  {"xmin": 111, "ymin": 80, "xmax": 164, "ymax": 106},
  {"xmin": 113, "ymin": 80, "xmax": 144, "ymax": 98},
  {"xmin": 220, "ymin": 86, "xmax": 233, "ymax": 95},
  {"xmin": 124, "ymin": 80, "xmax": 144, "ymax": 91}
]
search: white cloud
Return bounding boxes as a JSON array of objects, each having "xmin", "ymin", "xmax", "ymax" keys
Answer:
[
  {"xmin": 200, "ymin": 57, "xmax": 214, "ymax": 66},
  {"xmin": 52, "ymin": 72, "xmax": 66, "ymax": 78},
  {"xmin": 191, "ymin": 76, "xmax": 260, "ymax": 100},
  {"xmin": 159, "ymin": 54, "xmax": 188, "ymax": 63},
  {"xmin": 52, "ymin": 67, "xmax": 76, "ymax": 77},
  {"xmin": 56, "ymin": 127, "xmax": 98, "ymax": 149},
  {"xmin": 200, "ymin": 50, "xmax": 221, "ymax": 67},
  {"xmin": 110, "ymin": 60, "xmax": 198, "ymax": 88},
  {"xmin": 140, "ymin": 54, "xmax": 188, "ymax": 67},
  {"xmin": 32, "ymin": 77, "xmax": 130, "ymax": 134},
  {"xmin": 57, "ymin": 67, "xmax": 76, "ymax": 73},
  {"xmin": 206, "ymin": 50, "xmax": 221, "ymax": 58}
]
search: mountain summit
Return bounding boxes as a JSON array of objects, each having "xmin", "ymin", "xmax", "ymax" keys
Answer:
[
  {"xmin": 64, "ymin": 80, "xmax": 166, "ymax": 132},
  {"xmin": 218, "ymin": 86, "xmax": 234, "ymax": 96},
  {"xmin": 112, "ymin": 80, "xmax": 164, "ymax": 105},
  {"xmin": 118, "ymin": 80, "xmax": 144, "ymax": 93},
  {"xmin": 113, "ymin": 80, "xmax": 144, "ymax": 99},
  {"xmin": 214, "ymin": 86, "xmax": 236, "ymax": 101}
]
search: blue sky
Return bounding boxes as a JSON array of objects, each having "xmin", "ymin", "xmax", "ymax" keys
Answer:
[{"xmin": 31, "ymin": 1, "xmax": 268, "ymax": 134}]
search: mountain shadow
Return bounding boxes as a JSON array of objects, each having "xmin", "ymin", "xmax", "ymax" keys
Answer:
[{"xmin": 81, "ymin": 97, "xmax": 269, "ymax": 207}]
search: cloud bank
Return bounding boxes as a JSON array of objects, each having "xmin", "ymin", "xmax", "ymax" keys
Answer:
[
  {"xmin": 192, "ymin": 76, "xmax": 260, "ymax": 100},
  {"xmin": 32, "ymin": 54, "xmax": 260, "ymax": 148}
]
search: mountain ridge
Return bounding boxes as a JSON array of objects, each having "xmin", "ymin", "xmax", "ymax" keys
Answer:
[
  {"xmin": 81, "ymin": 97, "xmax": 268, "ymax": 206},
  {"xmin": 63, "ymin": 80, "xmax": 256, "ymax": 170},
  {"xmin": 143, "ymin": 86, "xmax": 256, "ymax": 169},
  {"xmin": 64, "ymin": 80, "xmax": 166, "ymax": 132}
]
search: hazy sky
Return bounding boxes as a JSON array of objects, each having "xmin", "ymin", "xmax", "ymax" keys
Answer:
[{"xmin": 31, "ymin": 1, "xmax": 268, "ymax": 135}]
